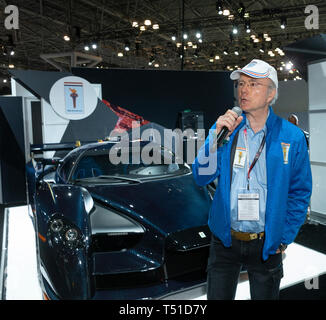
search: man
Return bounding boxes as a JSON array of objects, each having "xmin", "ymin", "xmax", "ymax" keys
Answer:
[
  {"xmin": 288, "ymin": 114, "xmax": 310, "ymax": 148},
  {"xmin": 192, "ymin": 59, "xmax": 312, "ymax": 300}
]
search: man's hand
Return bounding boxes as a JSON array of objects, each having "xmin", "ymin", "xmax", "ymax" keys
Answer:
[{"xmin": 216, "ymin": 109, "xmax": 243, "ymax": 137}]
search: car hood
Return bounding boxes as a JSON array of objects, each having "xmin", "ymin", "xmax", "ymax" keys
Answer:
[{"xmin": 84, "ymin": 174, "xmax": 211, "ymax": 235}]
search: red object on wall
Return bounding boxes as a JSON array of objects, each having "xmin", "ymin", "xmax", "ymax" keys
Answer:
[{"xmin": 102, "ymin": 99, "xmax": 150, "ymax": 133}]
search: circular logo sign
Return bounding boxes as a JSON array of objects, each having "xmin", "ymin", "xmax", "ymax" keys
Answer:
[{"xmin": 49, "ymin": 76, "xmax": 98, "ymax": 120}]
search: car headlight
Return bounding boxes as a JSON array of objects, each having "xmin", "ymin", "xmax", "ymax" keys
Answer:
[
  {"xmin": 65, "ymin": 228, "xmax": 78, "ymax": 242},
  {"xmin": 50, "ymin": 219, "xmax": 64, "ymax": 232},
  {"xmin": 48, "ymin": 215, "xmax": 85, "ymax": 251}
]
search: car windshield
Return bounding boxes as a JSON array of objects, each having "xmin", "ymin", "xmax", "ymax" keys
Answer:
[{"xmin": 70, "ymin": 145, "xmax": 190, "ymax": 182}]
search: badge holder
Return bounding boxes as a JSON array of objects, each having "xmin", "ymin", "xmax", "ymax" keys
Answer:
[{"xmin": 237, "ymin": 188, "xmax": 260, "ymax": 221}]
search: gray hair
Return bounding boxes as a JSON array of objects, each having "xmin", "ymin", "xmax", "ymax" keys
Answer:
[{"xmin": 268, "ymin": 80, "xmax": 278, "ymax": 106}]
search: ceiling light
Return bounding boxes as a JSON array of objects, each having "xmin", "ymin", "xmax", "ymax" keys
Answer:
[
  {"xmin": 92, "ymin": 43, "xmax": 97, "ymax": 49},
  {"xmin": 234, "ymin": 50, "xmax": 239, "ymax": 55},
  {"xmin": 63, "ymin": 35, "xmax": 70, "ymax": 41},
  {"xmin": 245, "ymin": 22, "xmax": 251, "ymax": 33},
  {"xmin": 132, "ymin": 21, "xmax": 138, "ymax": 28},
  {"xmin": 187, "ymin": 41, "xmax": 193, "ymax": 47},
  {"xmin": 152, "ymin": 23, "xmax": 159, "ymax": 30},
  {"xmin": 144, "ymin": 19, "xmax": 151, "ymax": 26},
  {"xmin": 216, "ymin": 1, "xmax": 223, "ymax": 15},
  {"xmin": 259, "ymin": 48, "xmax": 264, "ymax": 53},
  {"xmin": 154, "ymin": 63, "xmax": 159, "ymax": 68},
  {"xmin": 3, "ymin": 79, "xmax": 7, "ymax": 83},
  {"xmin": 223, "ymin": 50, "xmax": 228, "ymax": 55},
  {"xmin": 84, "ymin": 45, "xmax": 90, "ymax": 51},
  {"xmin": 10, "ymin": 50, "xmax": 15, "ymax": 56},
  {"xmin": 196, "ymin": 32, "xmax": 202, "ymax": 39},
  {"xmin": 215, "ymin": 55, "xmax": 220, "ymax": 60},
  {"xmin": 280, "ymin": 17, "xmax": 287, "ymax": 29},
  {"xmin": 8, "ymin": 64, "xmax": 14, "ymax": 68},
  {"xmin": 223, "ymin": 9, "xmax": 230, "ymax": 16},
  {"xmin": 232, "ymin": 26, "xmax": 238, "ymax": 34},
  {"xmin": 253, "ymin": 38, "xmax": 260, "ymax": 43},
  {"xmin": 198, "ymin": 38, "xmax": 203, "ymax": 43},
  {"xmin": 171, "ymin": 35, "xmax": 176, "ymax": 41},
  {"xmin": 183, "ymin": 33, "xmax": 188, "ymax": 40},
  {"xmin": 117, "ymin": 52, "xmax": 123, "ymax": 57},
  {"xmin": 124, "ymin": 42, "xmax": 130, "ymax": 51},
  {"xmin": 140, "ymin": 25, "xmax": 146, "ymax": 31},
  {"xmin": 209, "ymin": 58, "xmax": 214, "ymax": 63}
]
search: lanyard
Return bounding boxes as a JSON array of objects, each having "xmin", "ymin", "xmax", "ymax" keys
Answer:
[{"xmin": 243, "ymin": 128, "xmax": 266, "ymax": 190}]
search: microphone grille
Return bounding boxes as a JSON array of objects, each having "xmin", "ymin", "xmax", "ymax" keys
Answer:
[{"xmin": 232, "ymin": 106, "xmax": 243, "ymax": 117}]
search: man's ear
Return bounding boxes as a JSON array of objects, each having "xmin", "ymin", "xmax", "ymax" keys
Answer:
[{"xmin": 267, "ymin": 87, "xmax": 276, "ymax": 104}]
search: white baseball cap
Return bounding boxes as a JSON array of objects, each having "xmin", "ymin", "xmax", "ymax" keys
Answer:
[{"xmin": 230, "ymin": 59, "xmax": 278, "ymax": 88}]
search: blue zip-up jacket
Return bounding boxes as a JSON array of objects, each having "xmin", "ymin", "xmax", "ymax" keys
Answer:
[{"xmin": 192, "ymin": 107, "xmax": 312, "ymax": 260}]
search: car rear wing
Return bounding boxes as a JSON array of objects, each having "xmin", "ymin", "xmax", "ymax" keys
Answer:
[{"xmin": 30, "ymin": 142, "xmax": 80, "ymax": 154}]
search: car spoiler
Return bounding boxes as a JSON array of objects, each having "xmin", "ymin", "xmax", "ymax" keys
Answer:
[
  {"xmin": 30, "ymin": 142, "xmax": 82, "ymax": 154},
  {"xmin": 30, "ymin": 137, "xmax": 122, "ymax": 154}
]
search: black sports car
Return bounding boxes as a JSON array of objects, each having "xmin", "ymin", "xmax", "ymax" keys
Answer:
[{"xmin": 27, "ymin": 140, "xmax": 212, "ymax": 300}]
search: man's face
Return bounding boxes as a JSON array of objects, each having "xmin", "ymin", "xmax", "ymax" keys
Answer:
[{"xmin": 237, "ymin": 74, "xmax": 276, "ymax": 113}]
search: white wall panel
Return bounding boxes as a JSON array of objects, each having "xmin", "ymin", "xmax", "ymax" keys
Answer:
[{"xmin": 308, "ymin": 61, "xmax": 326, "ymax": 111}]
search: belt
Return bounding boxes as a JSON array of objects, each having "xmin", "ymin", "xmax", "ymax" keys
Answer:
[{"xmin": 231, "ymin": 229, "xmax": 265, "ymax": 241}]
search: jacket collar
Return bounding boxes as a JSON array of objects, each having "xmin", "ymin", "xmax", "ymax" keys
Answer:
[{"xmin": 236, "ymin": 106, "xmax": 276, "ymax": 134}]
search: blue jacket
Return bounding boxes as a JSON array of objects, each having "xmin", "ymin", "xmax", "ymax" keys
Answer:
[{"xmin": 192, "ymin": 107, "xmax": 312, "ymax": 260}]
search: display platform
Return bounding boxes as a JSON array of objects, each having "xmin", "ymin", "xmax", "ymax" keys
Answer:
[{"xmin": 1, "ymin": 205, "xmax": 326, "ymax": 300}]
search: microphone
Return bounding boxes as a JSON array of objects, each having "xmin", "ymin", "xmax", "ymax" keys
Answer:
[{"xmin": 211, "ymin": 106, "xmax": 243, "ymax": 151}]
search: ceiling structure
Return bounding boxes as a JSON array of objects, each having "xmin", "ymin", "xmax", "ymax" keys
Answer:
[{"xmin": 1, "ymin": 0, "xmax": 326, "ymax": 90}]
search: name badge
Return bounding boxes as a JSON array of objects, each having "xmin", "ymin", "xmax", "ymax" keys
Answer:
[
  {"xmin": 237, "ymin": 189, "xmax": 259, "ymax": 221},
  {"xmin": 233, "ymin": 147, "xmax": 246, "ymax": 168}
]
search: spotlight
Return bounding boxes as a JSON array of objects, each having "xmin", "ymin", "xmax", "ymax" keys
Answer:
[
  {"xmin": 124, "ymin": 42, "xmax": 130, "ymax": 51},
  {"xmin": 84, "ymin": 45, "xmax": 89, "ymax": 51},
  {"xmin": 92, "ymin": 43, "xmax": 97, "ymax": 49},
  {"xmin": 63, "ymin": 35, "xmax": 70, "ymax": 41},
  {"xmin": 3, "ymin": 79, "xmax": 7, "ymax": 83},
  {"xmin": 10, "ymin": 50, "xmax": 15, "ymax": 56},
  {"xmin": 232, "ymin": 25, "xmax": 238, "ymax": 34},
  {"xmin": 280, "ymin": 17, "xmax": 287, "ymax": 29},
  {"xmin": 234, "ymin": 50, "xmax": 239, "ymax": 55},
  {"xmin": 196, "ymin": 32, "xmax": 202, "ymax": 39},
  {"xmin": 183, "ymin": 33, "xmax": 188, "ymax": 40},
  {"xmin": 245, "ymin": 21, "xmax": 251, "ymax": 33},
  {"xmin": 132, "ymin": 21, "xmax": 138, "ymax": 28},
  {"xmin": 216, "ymin": 1, "xmax": 223, "ymax": 15},
  {"xmin": 171, "ymin": 35, "xmax": 176, "ymax": 41},
  {"xmin": 223, "ymin": 49, "xmax": 229, "ymax": 55}
]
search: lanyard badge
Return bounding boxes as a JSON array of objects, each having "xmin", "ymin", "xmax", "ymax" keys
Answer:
[
  {"xmin": 243, "ymin": 128, "xmax": 266, "ymax": 190},
  {"xmin": 236, "ymin": 128, "xmax": 266, "ymax": 222}
]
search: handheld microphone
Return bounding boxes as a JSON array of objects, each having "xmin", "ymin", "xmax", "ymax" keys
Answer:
[{"xmin": 212, "ymin": 106, "xmax": 243, "ymax": 150}]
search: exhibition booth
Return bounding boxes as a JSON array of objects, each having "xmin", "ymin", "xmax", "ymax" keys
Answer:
[{"xmin": 0, "ymin": 35, "xmax": 326, "ymax": 299}]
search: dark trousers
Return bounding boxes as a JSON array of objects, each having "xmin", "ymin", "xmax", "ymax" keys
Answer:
[{"xmin": 206, "ymin": 234, "xmax": 283, "ymax": 300}]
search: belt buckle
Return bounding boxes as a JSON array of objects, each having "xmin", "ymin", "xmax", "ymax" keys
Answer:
[{"xmin": 249, "ymin": 233, "xmax": 258, "ymax": 240}]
